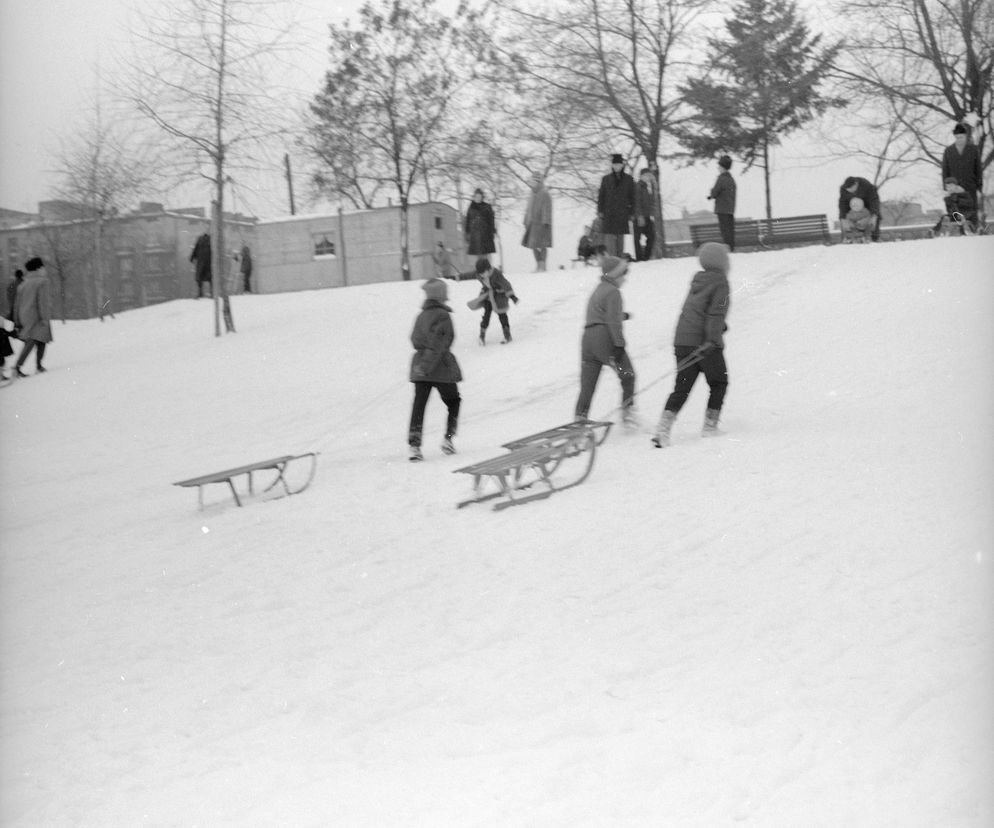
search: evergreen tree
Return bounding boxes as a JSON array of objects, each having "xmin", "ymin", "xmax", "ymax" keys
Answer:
[{"xmin": 675, "ymin": 0, "xmax": 842, "ymax": 218}]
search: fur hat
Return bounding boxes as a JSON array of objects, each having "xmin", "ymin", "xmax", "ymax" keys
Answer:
[
  {"xmin": 611, "ymin": 153, "xmax": 624, "ymax": 165},
  {"xmin": 422, "ymin": 278, "xmax": 448, "ymax": 303},
  {"xmin": 849, "ymin": 196, "xmax": 865, "ymax": 211},
  {"xmin": 25, "ymin": 256, "xmax": 45, "ymax": 272},
  {"xmin": 953, "ymin": 123, "xmax": 968, "ymax": 135},
  {"xmin": 718, "ymin": 155, "xmax": 732, "ymax": 170},
  {"xmin": 600, "ymin": 255, "xmax": 628, "ymax": 282},
  {"xmin": 697, "ymin": 242, "xmax": 730, "ymax": 275}
]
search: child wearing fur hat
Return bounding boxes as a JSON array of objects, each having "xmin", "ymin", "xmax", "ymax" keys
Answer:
[
  {"xmin": 408, "ymin": 278, "xmax": 462, "ymax": 461},
  {"xmin": 574, "ymin": 255, "xmax": 638, "ymax": 428},
  {"xmin": 843, "ymin": 196, "xmax": 876, "ymax": 241},
  {"xmin": 652, "ymin": 242, "xmax": 730, "ymax": 447}
]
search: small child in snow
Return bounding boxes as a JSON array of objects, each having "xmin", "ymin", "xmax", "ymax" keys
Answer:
[
  {"xmin": 408, "ymin": 278, "xmax": 462, "ymax": 461},
  {"xmin": 470, "ymin": 259, "xmax": 518, "ymax": 345},
  {"xmin": 574, "ymin": 255, "xmax": 637, "ymax": 428},
  {"xmin": 844, "ymin": 196, "xmax": 875, "ymax": 241},
  {"xmin": 942, "ymin": 176, "xmax": 976, "ymax": 233},
  {"xmin": 652, "ymin": 242, "xmax": 730, "ymax": 448}
]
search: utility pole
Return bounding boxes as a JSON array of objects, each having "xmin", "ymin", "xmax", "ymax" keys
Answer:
[{"xmin": 284, "ymin": 153, "xmax": 296, "ymax": 215}]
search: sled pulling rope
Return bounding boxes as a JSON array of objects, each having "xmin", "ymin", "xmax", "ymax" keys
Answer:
[
  {"xmin": 454, "ymin": 420, "xmax": 612, "ymax": 511},
  {"xmin": 173, "ymin": 452, "xmax": 319, "ymax": 509}
]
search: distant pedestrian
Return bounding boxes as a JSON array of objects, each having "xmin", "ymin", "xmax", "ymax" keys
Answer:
[
  {"xmin": 522, "ymin": 173, "xmax": 553, "ymax": 272},
  {"xmin": 408, "ymin": 278, "xmax": 462, "ymax": 461},
  {"xmin": 574, "ymin": 255, "xmax": 637, "ymax": 429},
  {"xmin": 190, "ymin": 232, "xmax": 213, "ymax": 298},
  {"xmin": 239, "ymin": 244, "xmax": 253, "ymax": 293},
  {"xmin": 465, "ymin": 188, "xmax": 497, "ymax": 264},
  {"xmin": 13, "ymin": 257, "xmax": 53, "ymax": 377},
  {"xmin": 838, "ymin": 176, "xmax": 881, "ymax": 242},
  {"xmin": 652, "ymin": 242, "xmax": 731, "ymax": 448},
  {"xmin": 634, "ymin": 167, "xmax": 657, "ymax": 261},
  {"xmin": 708, "ymin": 155, "xmax": 737, "ymax": 251},
  {"xmin": 941, "ymin": 123, "xmax": 982, "ymax": 233},
  {"xmin": 1, "ymin": 269, "xmax": 24, "ymax": 380},
  {"xmin": 470, "ymin": 258, "xmax": 518, "ymax": 345},
  {"xmin": 597, "ymin": 153, "xmax": 636, "ymax": 258}
]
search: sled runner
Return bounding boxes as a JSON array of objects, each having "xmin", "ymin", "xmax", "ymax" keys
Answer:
[
  {"xmin": 454, "ymin": 420, "xmax": 612, "ymax": 511},
  {"xmin": 173, "ymin": 452, "xmax": 318, "ymax": 509}
]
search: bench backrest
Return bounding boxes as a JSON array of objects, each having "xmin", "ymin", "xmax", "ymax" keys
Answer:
[{"xmin": 761, "ymin": 214, "xmax": 829, "ymax": 244}]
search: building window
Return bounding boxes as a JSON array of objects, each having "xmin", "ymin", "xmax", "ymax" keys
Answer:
[
  {"xmin": 434, "ymin": 216, "xmax": 443, "ymax": 230},
  {"xmin": 313, "ymin": 234, "xmax": 336, "ymax": 257}
]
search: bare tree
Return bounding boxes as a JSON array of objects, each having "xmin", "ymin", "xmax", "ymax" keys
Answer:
[
  {"xmin": 832, "ymin": 0, "xmax": 994, "ymax": 189},
  {"xmin": 489, "ymin": 0, "xmax": 713, "ymax": 254},
  {"xmin": 306, "ymin": 0, "xmax": 484, "ymax": 280},
  {"xmin": 123, "ymin": 0, "xmax": 299, "ymax": 335},
  {"xmin": 52, "ymin": 82, "xmax": 160, "ymax": 320}
]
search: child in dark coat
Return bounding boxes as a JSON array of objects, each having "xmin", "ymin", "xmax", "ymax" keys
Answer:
[
  {"xmin": 471, "ymin": 259, "xmax": 518, "ymax": 344},
  {"xmin": 408, "ymin": 278, "xmax": 462, "ymax": 461},
  {"xmin": 653, "ymin": 242, "xmax": 731, "ymax": 447}
]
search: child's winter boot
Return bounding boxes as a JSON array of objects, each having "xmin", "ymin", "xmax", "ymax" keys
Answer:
[
  {"xmin": 478, "ymin": 326, "xmax": 486, "ymax": 346},
  {"xmin": 500, "ymin": 325, "xmax": 512, "ymax": 344},
  {"xmin": 441, "ymin": 436, "xmax": 456, "ymax": 455},
  {"xmin": 652, "ymin": 410, "xmax": 677, "ymax": 448},
  {"xmin": 409, "ymin": 444, "xmax": 424, "ymax": 461},
  {"xmin": 701, "ymin": 408, "xmax": 722, "ymax": 437}
]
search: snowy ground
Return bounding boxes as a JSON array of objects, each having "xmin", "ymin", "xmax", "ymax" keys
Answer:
[{"xmin": 1, "ymin": 238, "xmax": 992, "ymax": 827}]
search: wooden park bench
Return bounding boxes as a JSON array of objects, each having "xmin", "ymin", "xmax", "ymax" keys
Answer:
[
  {"xmin": 173, "ymin": 452, "xmax": 318, "ymax": 509},
  {"xmin": 760, "ymin": 213, "xmax": 830, "ymax": 247},
  {"xmin": 689, "ymin": 219, "xmax": 764, "ymax": 249},
  {"xmin": 454, "ymin": 420, "xmax": 612, "ymax": 511}
]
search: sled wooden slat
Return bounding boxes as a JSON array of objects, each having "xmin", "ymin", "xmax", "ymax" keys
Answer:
[
  {"xmin": 454, "ymin": 421, "xmax": 610, "ymax": 511},
  {"xmin": 173, "ymin": 452, "xmax": 318, "ymax": 509}
]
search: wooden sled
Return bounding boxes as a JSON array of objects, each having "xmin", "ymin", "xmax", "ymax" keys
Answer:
[
  {"xmin": 454, "ymin": 420, "xmax": 613, "ymax": 511},
  {"xmin": 173, "ymin": 452, "xmax": 318, "ymax": 509}
]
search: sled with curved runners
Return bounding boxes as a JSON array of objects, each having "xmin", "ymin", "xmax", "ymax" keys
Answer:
[
  {"xmin": 173, "ymin": 452, "xmax": 318, "ymax": 509},
  {"xmin": 454, "ymin": 420, "xmax": 613, "ymax": 511}
]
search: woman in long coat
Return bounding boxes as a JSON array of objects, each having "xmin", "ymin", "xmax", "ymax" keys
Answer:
[
  {"xmin": 465, "ymin": 188, "xmax": 496, "ymax": 261},
  {"xmin": 522, "ymin": 173, "xmax": 553, "ymax": 271},
  {"xmin": 13, "ymin": 256, "xmax": 53, "ymax": 376}
]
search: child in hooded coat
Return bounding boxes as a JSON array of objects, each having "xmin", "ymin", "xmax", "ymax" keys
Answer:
[
  {"xmin": 574, "ymin": 254, "xmax": 637, "ymax": 426},
  {"xmin": 408, "ymin": 278, "xmax": 462, "ymax": 461},
  {"xmin": 653, "ymin": 242, "xmax": 731, "ymax": 447}
]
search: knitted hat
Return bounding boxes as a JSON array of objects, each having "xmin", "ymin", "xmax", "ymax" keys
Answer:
[
  {"xmin": 718, "ymin": 155, "xmax": 732, "ymax": 170},
  {"xmin": 25, "ymin": 256, "xmax": 45, "ymax": 272},
  {"xmin": 953, "ymin": 123, "xmax": 968, "ymax": 135},
  {"xmin": 698, "ymin": 242, "xmax": 730, "ymax": 275},
  {"xmin": 422, "ymin": 278, "xmax": 448, "ymax": 303},
  {"xmin": 600, "ymin": 255, "xmax": 628, "ymax": 282}
]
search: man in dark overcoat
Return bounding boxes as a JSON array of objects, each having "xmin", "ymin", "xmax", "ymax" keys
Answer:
[
  {"xmin": 942, "ymin": 123, "xmax": 983, "ymax": 231},
  {"xmin": 597, "ymin": 154, "xmax": 636, "ymax": 258},
  {"xmin": 190, "ymin": 232, "xmax": 213, "ymax": 298}
]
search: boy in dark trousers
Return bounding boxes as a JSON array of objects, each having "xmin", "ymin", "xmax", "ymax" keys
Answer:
[
  {"xmin": 574, "ymin": 255, "xmax": 638, "ymax": 429},
  {"xmin": 471, "ymin": 258, "xmax": 518, "ymax": 345},
  {"xmin": 653, "ymin": 242, "xmax": 731, "ymax": 447},
  {"xmin": 408, "ymin": 278, "xmax": 462, "ymax": 461},
  {"xmin": 708, "ymin": 156, "xmax": 737, "ymax": 251}
]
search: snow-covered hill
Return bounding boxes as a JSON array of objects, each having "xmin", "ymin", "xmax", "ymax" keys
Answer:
[{"xmin": 2, "ymin": 238, "xmax": 992, "ymax": 826}]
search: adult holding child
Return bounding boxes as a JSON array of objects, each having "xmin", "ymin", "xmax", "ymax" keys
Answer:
[
  {"xmin": 838, "ymin": 176, "xmax": 881, "ymax": 242},
  {"xmin": 941, "ymin": 123, "xmax": 982, "ymax": 233}
]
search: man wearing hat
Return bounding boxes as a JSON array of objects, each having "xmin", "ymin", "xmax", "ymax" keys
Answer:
[
  {"xmin": 574, "ymin": 254, "xmax": 637, "ymax": 428},
  {"xmin": 941, "ymin": 123, "xmax": 982, "ymax": 232},
  {"xmin": 708, "ymin": 155, "xmax": 737, "ymax": 251},
  {"xmin": 838, "ymin": 175, "xmax": 881, "ymax": 242},
  {"xmin": 597, "ymin": 154, "xmax": 636, "ymax": 258}
]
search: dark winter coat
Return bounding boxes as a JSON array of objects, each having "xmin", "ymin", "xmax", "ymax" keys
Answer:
[
  {"xmin": 475, "ymin": 268, "xmax": 517, "ymax": 314},
  {"xmin": 673, "ymin": 268, "xmax": 730, "ymax": 349},
  {"xmin": 635, "ymin": 179, "xmax": 656, "ymax": 222},
  {"xmin": 942, "ymin": 143, "xmax": 982, "ymax": 198},
  {"xmin": 3, "ymin": 277, "xmax": 21, "ymax": 323},
  {"xmin": 16, "ymin": 272, "xmax": 53, "ymax": 344},
  {"xmin": 838, "ymin": 178, "xmax": 880, "ymax": 220},
  {"xmin": 597, "ymin": 171, "xmax": 636, "ymax": 235},
  {"xmin": 709, "ymin": 171, "xmax": 737, "ymax": 215},
  {"xmin": 410, "ymin": 299, "xmax": 462, "ymax": 384},
  {"xmin": 465, "ymin": 201, "xmax": 497, "ymax": 256},
  {"xmin": 190, "ymin": 233, "xmax": 212, "ymax": 283}
]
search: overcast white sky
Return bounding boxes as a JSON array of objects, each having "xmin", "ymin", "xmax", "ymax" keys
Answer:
[{"xmin": 0, "ymin": 0, "xmax": 939, "ymax": 223}]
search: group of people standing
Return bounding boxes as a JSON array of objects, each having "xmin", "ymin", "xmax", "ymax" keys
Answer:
[{"xmin": 1, "ymin": 257, "xmax": 53, "ymax": 381}]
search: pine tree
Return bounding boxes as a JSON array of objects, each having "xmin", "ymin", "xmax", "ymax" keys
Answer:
[{"xmin": 675, "ymin": 0, "xmax": 843, "ymax": 218}]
